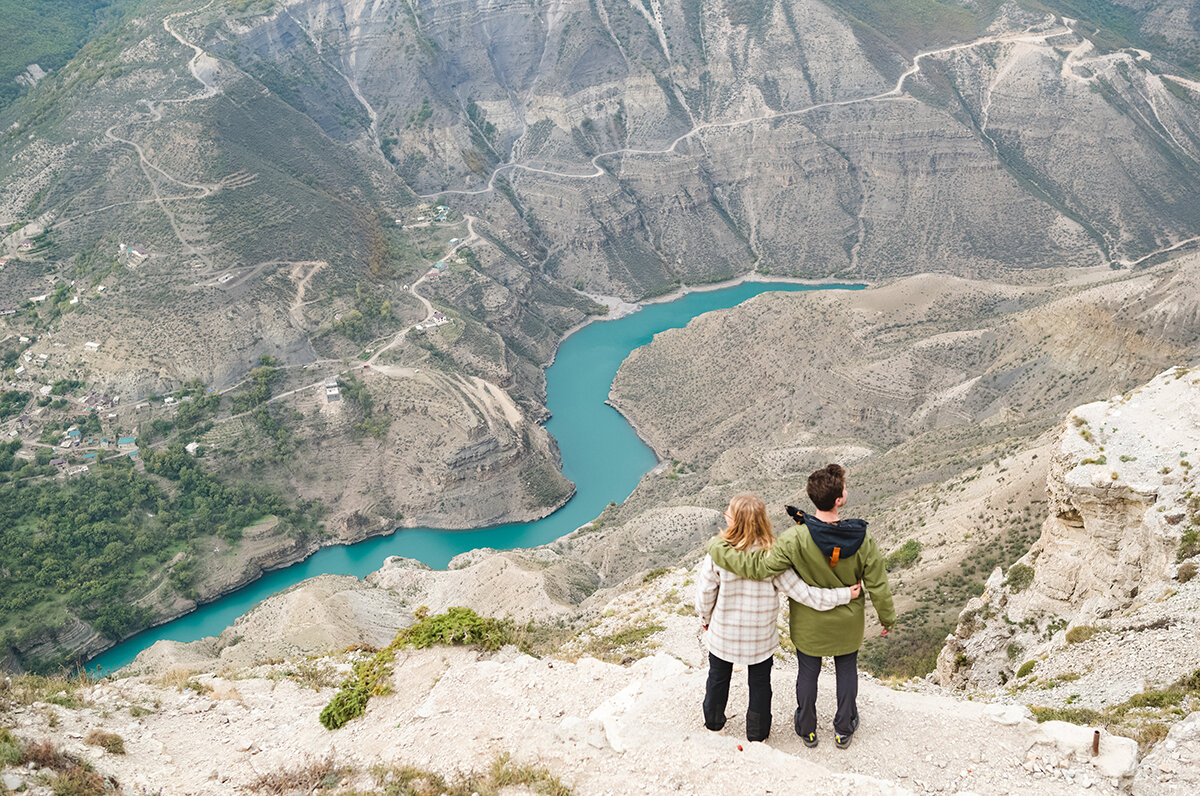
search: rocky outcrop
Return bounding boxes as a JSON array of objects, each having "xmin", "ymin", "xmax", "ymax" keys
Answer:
[
  {"xmin": 3, "ymin": 565, "xmax": 1153, "ymax": 796},
  {"xmin": 938, "ymin": 367, "xmax": 1200, "ymax": 693},
  {"xmin": 124, "ymin": 575, "xmax": 412, "ymax": 675}
]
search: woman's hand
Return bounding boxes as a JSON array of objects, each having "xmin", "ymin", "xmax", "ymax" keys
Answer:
[{"xmin": 850, "ymin": 581, "xmax": 863, "ymax": 599}]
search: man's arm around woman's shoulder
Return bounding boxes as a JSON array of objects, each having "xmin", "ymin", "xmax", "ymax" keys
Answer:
[{"xmin": 705, "ymin": 525, "xmax": 802, "ymax": 580}]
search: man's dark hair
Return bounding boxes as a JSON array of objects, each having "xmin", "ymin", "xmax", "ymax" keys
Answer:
[{"xmin": 807, "ymin": 463, "xmax": 845, "ymax": 511}]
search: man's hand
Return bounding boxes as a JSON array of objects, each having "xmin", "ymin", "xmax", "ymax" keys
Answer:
[{"xmin": 850, "ymin": 581, "xmax": 862, "ymax": 599}]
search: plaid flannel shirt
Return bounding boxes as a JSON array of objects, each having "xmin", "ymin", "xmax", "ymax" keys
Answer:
[{"xmin": 695, "ymin": 553, "xmax": 851, "ymax": 665}]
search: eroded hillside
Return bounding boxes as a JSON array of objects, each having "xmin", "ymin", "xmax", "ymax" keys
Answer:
[{"xmin": 609, "ymin": 255, "xmax": 1200, "ymax": 673}]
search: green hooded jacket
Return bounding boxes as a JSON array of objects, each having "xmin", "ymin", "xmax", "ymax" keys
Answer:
[{"xmin": 706, "ymin": 523, "xmax": 895, "ymax": 657}]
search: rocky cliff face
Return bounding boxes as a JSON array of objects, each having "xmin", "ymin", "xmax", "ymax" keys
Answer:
[{"xmin": 938, "ymin": 367, "xmax": 1200, "ymax": 698}]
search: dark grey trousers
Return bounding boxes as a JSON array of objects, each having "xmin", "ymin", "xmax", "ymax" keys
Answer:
[
  {"xmin": 703, "ymin": 652, "xmax": 773, "ymax": 741},
  {"xmin": 794, "ymin": 650, "xmax": 859, "ymax": 737}
]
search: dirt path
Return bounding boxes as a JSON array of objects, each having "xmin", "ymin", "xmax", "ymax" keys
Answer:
[
  {"xmin": 287, "ymin": 261, "xmax": 327, "ymax": 326},
  {"xmin": 420, "ymin": 27, "xmax": 1071, "ymax": 199},
  {"xmin": 364, "ymin": 215, "xmax": 478, "ymax": 367},
  {"xmin": 97, "ymin": 1, "xmax": 224, "ymax": 268}
]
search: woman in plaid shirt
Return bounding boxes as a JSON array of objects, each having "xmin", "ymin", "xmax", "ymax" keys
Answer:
[{"xmin": 696, "ymin": 493, "xmax": 860, "ymax": 742}]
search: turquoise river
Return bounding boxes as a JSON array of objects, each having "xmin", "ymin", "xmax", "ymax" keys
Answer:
[{"xmin": 89, "ymin": 281, "xmax": 861, "ymax": 673}]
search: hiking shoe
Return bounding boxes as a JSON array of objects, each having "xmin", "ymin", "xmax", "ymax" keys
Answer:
[
  {"xmin": 802, "ymin": 731, "xmax": 818, "ymax": 748},
  {"xmin": 834, "ymin": 714, "xmax": 859, "ymax": 749}
]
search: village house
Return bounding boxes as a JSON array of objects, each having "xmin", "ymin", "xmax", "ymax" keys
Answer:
[
  {"xmin": 0, "ymin": 306, "xmax": 16, "ymax": 316},
  {"xmin": 49, "ymin": 457, "xmax": 66, "ymax": 471},
  {"xmin": 84, "ymin": 341, "xmax": 100, "ymax": 351},
  {"xmin": 117, "ymin": 436, "xmax": 137, "ymax": 452},
  {"xmin": 324, "ymin": 377, "xmax": 341, "ymax": 403}
]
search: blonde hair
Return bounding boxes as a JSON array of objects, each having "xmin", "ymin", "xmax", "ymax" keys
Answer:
[{"xmin": 720, "ymin": 494, "xmax": 774, "ymax": 552}]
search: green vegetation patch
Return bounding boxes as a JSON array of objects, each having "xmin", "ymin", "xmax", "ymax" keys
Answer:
[
  {"xmin": 1178, "ymin": 528, "xmax": 1200, "ymax": 562},
  {"xmin": 1029, "ymin": 667, "xmax": 1200, "ymax": 749},
  {"xmin": 0, "ymin": 0, "xmax": 123, "ymax": 109},
  {"xmin": 886, "ymin": 539, "xmax": 922, "ymax": 571},
  {"xmin": 0, "ymin": 391, "xmax": 30, "ymax": 421},
  {"xmin": 1004, "ymin": 563, "xmax": 1035, "ymax": 592},
  {"xmin": 0, "ymin": 449, "xmax": 315, "ymax": 669},
  {"xmin": 321, "ymin": 607, "xmax": 517, "ymax": 730}
]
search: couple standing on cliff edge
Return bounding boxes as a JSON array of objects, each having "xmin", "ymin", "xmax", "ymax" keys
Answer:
[{"xmin": 695, "ymin": 463, "xmax": 895, "ymax": 748}]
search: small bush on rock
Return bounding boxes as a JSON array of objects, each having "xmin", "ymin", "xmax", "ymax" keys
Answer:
[
  {"xmin": 1004, "ymin": 563, "xmax": 1035, "ymax": 592},
  {"xmin": 1065, "ymin": 625, "xmax": 1097, "ymax": 644},
  {"xmin": 886, "ymin": 540, "xmax": 922, "ymax": 571},
  {"xmin": 83, "ymin": 729, "xmax": 124, "ymax": 754},
  {"xmin": 401, "ymin": 606, "xmax": 515, "ymax": 651},
  {"xmin": 1178, "ymin": 528, "xmax": 1200, "ymax": 562},
  {"xmin": 1178, "ymin": 561, "xmax": 1198, "ymax": 583},
  {"xmin": 1017, "ymin": 660, "xmax": 1036, "ymax": 678}
]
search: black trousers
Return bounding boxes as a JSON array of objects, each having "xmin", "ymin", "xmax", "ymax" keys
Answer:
[
  {"xmin": 794, "ymin": 650, "xmax": 859, "ymax": 737},
  {"xmin": 703, "ymin": 652, "xmax": 773, "ymax": 741}
]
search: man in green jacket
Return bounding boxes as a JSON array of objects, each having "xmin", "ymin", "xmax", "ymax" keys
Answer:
[{"xmin": 706, "ymin": 463, "xmax": 894, "ymax": 749}]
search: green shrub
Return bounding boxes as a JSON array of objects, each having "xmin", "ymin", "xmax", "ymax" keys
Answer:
[
  {"xmin": 83, "ymin": 729, "xmax": 124, "ymax": 754},
  {"xmin": 321, "ymin": 608, "xmax": 516, "ymax": 729},
  {"xmin": 0, "ymin": 727, "xmax": 20, "ymax": 766},
  {"xmin": 1178, "ymin": 528, "xmax": 1200, "ymax": 562},
  {"xmin": 642, "ymin": 567, "xmax": 670, "ymax": 583},
  {"xmin": 1017, "ymin": 660, "xmax": 1036, "ymax": 678},
  {"xmin": 886, "ymin": 540, "xmax": 922, "ymax": 571},
  {"xmin": 1006, "ymin": 642, "xmax": 1024, "ymax": 662},
  {"xmin": 1065, "ymin": 625, "xmax": 1097, "ymax": 644},
  {"xmin": 1030, "ymin": 705, "xmax": 1104, "ymax": 724},
  {"xmin": 1004, "ymin": 563, "xmax": 1035, "ymax": 593},
  {"xmin": 319, "ymin": 680, "xmax": 372, "ymax": 730},
  {"xmin": 1120, "ymin": 688, "xmax": 1184, "ymax": 712},
  {"xmin": 401, "ymin": 606, "xmax": 515, "ymax": 651}
]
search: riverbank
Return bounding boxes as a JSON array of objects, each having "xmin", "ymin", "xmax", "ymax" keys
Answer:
[
  {"xmin": 86, "ymin": 281, "xmax": 851, "ymax": 673},
  {"xmin": 550, "ymin": 271, "xmax": 869, "ymax": 367}
]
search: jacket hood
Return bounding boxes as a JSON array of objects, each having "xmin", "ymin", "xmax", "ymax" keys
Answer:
[{"xmin": 799, "ymin": 514, "xmax": 868, "ymax": 561}]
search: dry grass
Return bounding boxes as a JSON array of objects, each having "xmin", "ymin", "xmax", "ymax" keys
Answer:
[
  {"xmin": 248, "ymin": 755, "xmax": 352, "ymax": 794},
  {"xmin": 158, "ymin": 667, "xmax": 212, "ymax": 693},
  {"xmin": 0, "ymin": 672, "xmax": 89, "ymax": 709},
  {"xmin": 83, "ymin": 729, "xmax": 125, "ymax": 754},
  {"xmin": 247, "ymin": 753, "xmax": 573, "ymax": 795},
  {"xmin": 2, "ymin": 732, "xmax": 109, "ymax": 796}
]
